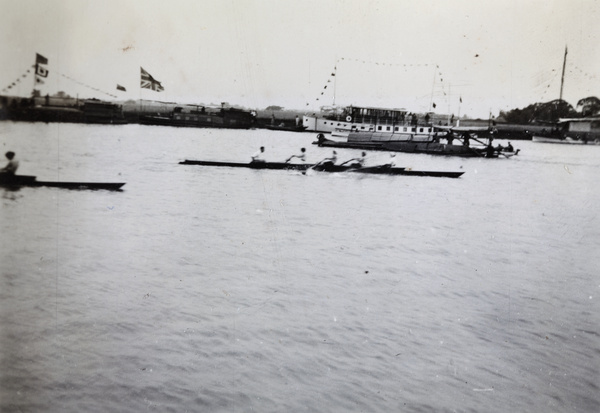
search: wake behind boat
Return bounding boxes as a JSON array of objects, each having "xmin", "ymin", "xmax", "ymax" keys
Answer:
[
  {"xmin": 0, "ymin": 174, "xmax": 125, "ymax": 191},
  {"xmin": 179, "ymin": 159, "xmax": 464, "ymax": 178}
]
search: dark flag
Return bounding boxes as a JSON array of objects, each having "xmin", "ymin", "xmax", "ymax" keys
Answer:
[
  {"xmin": 432, "ymin": 102, "xmax": 437, "ymax": 108},
  {"xmin": 459, "ymin": 96, "xmax": 462, "ymax": 103},
  {"xmin": 36, "ymin": 53, "xmax": 48, "ymax": 65},
  {"xmin": 35, "ymin": 53, "xmax": 49, "ymax": 78},
  {"xmin": 117, "ymin": 84, "xmax": 126, "ymax": 91},
  {"xmin": 140, "ymin": 67, "xmax": 164, "ymax": 92}
]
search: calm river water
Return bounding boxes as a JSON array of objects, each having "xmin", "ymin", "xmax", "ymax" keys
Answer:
[{"xmin": 1, "ymin": 122, "xmax": 599, "ymax": 412}]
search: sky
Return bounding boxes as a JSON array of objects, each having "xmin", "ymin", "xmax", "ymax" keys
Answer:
[{"xmin": 1, "ymin": 0, "xmax": 599, "ymax": 118}]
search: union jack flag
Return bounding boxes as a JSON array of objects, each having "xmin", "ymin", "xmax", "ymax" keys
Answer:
[{"xmin": 140, "ymin": 67, "xmax": 164, "ymax": 92}]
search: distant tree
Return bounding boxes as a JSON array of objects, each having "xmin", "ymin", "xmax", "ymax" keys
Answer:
[
  {"xmin": 534, "ymin": 99, "xmax": 578, "ymax": 122},
  {"xmin": 500, "ymin": 99, "xmax": 578, "ymax": 124},
  {"xmin": 576, "ymin": 96, "xmax": 600, "ymax": 117},
  {"xmin": 265, "ymin": 105, "xmax": 284, "ymax": 111}
]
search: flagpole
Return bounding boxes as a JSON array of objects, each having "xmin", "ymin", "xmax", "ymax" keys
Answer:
[
  {"xmin": 457, "ymin": 95, "xmax": 462, "ymax": 127},
  {"xmin": 333, "ymin": 61, "xmax": 337, "ymax": 107},
  {"xmin": 559, "ymin": 45, "xmax": 567, "ymax": 102},
  {"xmin": 429, "ymin": 65, "xmax": 437, "ymax": 113},
  {"xmin": 32, "ymin": 55, "xmax": 37, "ymax": 99},
  {"xmin": 447, "ymin": 84, "xmax": 451, "ymax": 126}
]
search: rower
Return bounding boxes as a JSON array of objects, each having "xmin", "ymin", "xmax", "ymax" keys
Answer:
[
  {"xmin": 286, "ymin": 147, "xmax": 306, "ymax": 163},
  {"xmin": 462, "ymin": 133, "xmax": 471, "ymax": 147},
  {"xmin": 0, "ymin": 151, "xmax": 19, "ymax": 175},
  {"xmin": 506, "ymin": 142, "xmax": 514, "ymax": 152},
  {"xmin": 251, "ymin": 146, "xmax": 266, "ymax": 163},
  {"xmin": 315, "ymin": 150, "xmax": 337, "ymax": 168},
  {"xmin": 340, "ymin": 151, "xmax": 366, "ymax": 168},
  {"xmin": 385, "ymin": 153, "xmax": 397, "ymax": 168}
]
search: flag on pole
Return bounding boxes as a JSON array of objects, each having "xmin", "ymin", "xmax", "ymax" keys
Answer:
[
  {"xmin": 35, "ymin": 53, "xmax": 49, "ymax": 87},
  {"xmin": 36, "ymin": 53, "xmax": 48, "ymax": 65},
  {"xmin": 116, "ymin": 84, "xmax": 126, "ymax": 91},
  {"xmin": 35, "ymin": 65, "xmax": 48, "ymax": 77},
  {"xmin": 140, "ymin": 67, "xmax": 164, "ymax": 92}
]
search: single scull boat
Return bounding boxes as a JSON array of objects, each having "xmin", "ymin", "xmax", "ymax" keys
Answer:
[{"xmin": 0, "ymin": 175, "xmax": 125, "ymax": 191}]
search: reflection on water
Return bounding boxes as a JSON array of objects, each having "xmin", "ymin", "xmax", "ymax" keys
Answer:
[{"xmin": 1, "ymin": 122, "xmax": 599, "ymax": 412}]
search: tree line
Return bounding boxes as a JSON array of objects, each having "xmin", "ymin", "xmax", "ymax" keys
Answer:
[{"xmin": 499, "ymin": 96, "xmax": 600, "ymax": 124}]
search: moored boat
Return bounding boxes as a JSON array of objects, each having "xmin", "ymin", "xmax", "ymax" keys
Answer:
[
  {"xmin": 532, "ymin": 118, "xmax": 600, "ymax": 145},
  {"xmin": 303, "ymin": 105, "xmax": 425, "ymax": 134},
  {"xmin": 261, "ymin": 123, "xmax": 307, "ymax": 132},
  {"xmin": 531, "ymin": 48, "xmax": 600, "ymax": 145},
  {"xmin": 304, "ymin": 104, "xmax": 507, "ymax": 157},
  {"xmin": 4, "ymin": 98, "xmax": 128, "ymax": 125},
  {"xmin": 140, "ymin": 105, "xmax": 256, "ymax": 129},
  {"xmin": 313, "ymin": 131, "xmax": 503, "ymax": 158}
]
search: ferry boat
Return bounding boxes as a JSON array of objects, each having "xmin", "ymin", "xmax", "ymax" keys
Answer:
[
  {"xmin": 305, "ymin": 105, "xmax": 496, "ymax": 157},
  {"xmin": 303, "ymin": 105, "xmax": 418, "ymax": 134}
]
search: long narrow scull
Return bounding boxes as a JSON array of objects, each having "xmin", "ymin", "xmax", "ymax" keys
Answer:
[
  {"xmin": 0, "ymin": 175, "xmax": 125, "ymax": 191},
  {"xmin": 179, "ymin": 160, "xmax": 464, "ymax": 178}
]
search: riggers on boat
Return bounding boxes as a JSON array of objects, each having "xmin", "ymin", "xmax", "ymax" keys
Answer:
[
  {"xmin": 0, "ymin": 174, "xmax": 125, "ymax": 191},
  {"xmin": 179, "ymin": 160, "xmax": 464, "ymax": 178}
]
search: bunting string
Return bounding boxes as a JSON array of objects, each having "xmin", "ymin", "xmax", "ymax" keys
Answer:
[
  {"xmin": 58, "ymin": 72, "xmax": 119, "ymax": 98},
  {"xmin": 337, "ymin": 57, "xmax": 434, "ymax": 68},
  {"xmin": 2, "ymin": 66, "xmax": 121, "ymax": 99},
  {"xmin": 534, "ymin": 69, "xmax": 560, "ymax": 102},
  {"xmin": 306, "ymin": 57, "xmax": 439, "ymax": 107},
  {"xmin": 534, "ymin": 64, "xmax": 597, "ymax": 103},
  {"xmin": 569, "ymin": 65, "xmax": 597, "ymax": 81},
  {"xmin": 1, "ymin": 66, "xmax": 33, "ymax": 93}
]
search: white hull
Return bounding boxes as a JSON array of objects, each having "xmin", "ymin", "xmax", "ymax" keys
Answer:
[
  {"xmin": 532, "ymin": 136, "xmax": 600, "ymax": 145},
  {"xmin": 303, "ymin": 115, "xmax": 372, "ymax": 133},
  {"xmin": 303, "ymin": 115, "xmax": 437, "ymax": 139}
]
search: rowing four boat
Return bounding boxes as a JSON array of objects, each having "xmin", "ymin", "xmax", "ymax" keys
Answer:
[
  {"xmin": 180, "ymin": 160, "xmax": 312, "ymax": 171},
  {"xmin": 0, "ymin": 174, "xmax": 126, "ymax": 191},
  {"xmin": 179, "ymin": 160, "xmax": 464, "ymax": 178}
]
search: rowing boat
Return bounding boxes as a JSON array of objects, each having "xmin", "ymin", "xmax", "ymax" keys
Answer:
[
  {"xmin": 0, "ymin": 174, "xmax": 125, "ymax": 191},
  {"xmin": 180, "ymin": 160, "xmax": 312, "ymax": 171},
  {"xmin": 179, "ymin": 160, "xmax": 464, "ymax": 178}
]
